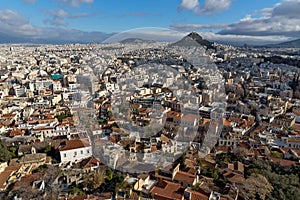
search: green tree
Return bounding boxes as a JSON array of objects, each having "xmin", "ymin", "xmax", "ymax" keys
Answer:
[
  {"xmin": 247, "ymin": 158, "xmax": 300, "ymax": 200},
  {"xmin": 44, "ymin": 144, "xmax": 52, "ymax": 155},
  {"xmin": 55, "ymin": 110, "xmax": 72, "ymax": 122},
  {"xmin": 71, "ymin": 187, "xmax": 85, "ymax": 195},
  {"xmin": 8, "ymin": 146, "xmax": 18, "ymax": 158},
  {"xmin": 270, "ymin": 151, "xmax": 283, "ymax": 159},
  {"xmin": 0, "ymin": 141, "xmax": 11, "ymax": 162},
  {"xmin": 237, "ymin": 173, "xmax": 273, "ymax": 200},
  {"xmin": 201, "ymin": 167, "xmax": 219, "ymax": 180},
  {"xmin": 106, "ymin": 168, "xmax": 113, "ymax": 181},
  {"xmin": 83, "ymin": 170, "xmax": 105, "ymax": 191}
]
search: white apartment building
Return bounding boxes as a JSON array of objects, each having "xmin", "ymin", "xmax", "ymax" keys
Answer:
[{"xmin": 59, "ymin": 139, "xmax": 92, "ymax": 163}]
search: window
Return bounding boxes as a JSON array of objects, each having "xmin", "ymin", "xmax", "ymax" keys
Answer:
[
  {"xmin": 87, "ymin": 150, "xmax": 90, "ymax": 154},
  {"xmin": 74, "ymin": 151, "xmax": 77, "ymax": 156},
  {"xmin": 81, "ymin": 150, "xmax": 83, "ymax": 154},
  {"xmin": 63, "ymin": 153, "xmax": 66, "ymax": 157}
]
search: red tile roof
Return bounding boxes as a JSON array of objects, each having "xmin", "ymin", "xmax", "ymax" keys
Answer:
[
  {"xmin": 0, "ymin": 164, "xmax": 23, "ymax": 190},
  {"xmin": 184, "ymin": 189, "xmax": 209, "ymax": 200},
  {"xmin": 184, "ymin": 158, "xmax": 197, "ymax": 169},
  {"xmin": 150, "ymin": 180, "xmax": 184, "ymax": 200},
  {"xmin": 13, "ymin": 173, "xmax": 42, "ymax": 189},
  {"xmin": 0, "ymin": 170, "xmax": 13, "ymax": 190},
  {"xmin": 59, "ymin": 139, "xmax": 89, "ymax": 151},
  {"xmin": 223, "ymin": 171, "xmax": 245, "ymax": 183},
  {"xmin": 9, "ymin": 129, "xmax": 24, "ymax": 137},
  {"xmin": 173, "ymin": 171, "xmax": 196, "ymax": 185},
  {"xmin": 81, "ymin": 157, "xmax": 101, "ymax": 168},
  {"xmin": 269, "ymin": 157, "xmax": 299, "ymax": 167}
]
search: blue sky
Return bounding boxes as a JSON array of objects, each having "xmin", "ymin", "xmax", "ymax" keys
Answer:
[{"xmin": 0, "ymin": 0, "xmax": 299, "ymax": 44}]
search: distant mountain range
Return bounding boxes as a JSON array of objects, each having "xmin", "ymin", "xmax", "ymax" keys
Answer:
[
  {"xmin": 0, "ymin": 29, "xmax": 300, "ymax": 48},
  {"xmin": 262, "ymin": 38, "xmax": 300, "ymax": 48},
  {"xmin": 0, "ymin": 32, "xmax": 33, "ymax": 43},
  {"xmin": 170, "ymin": 32, "xmax": 215, "ymax": 50},
  {"xmin": 118, "ymin": 32, "xmax": 216, "ymax": 50},
  {"xmin": 119, "ymin": 38, "xmax": 156, "ymax": 44},
  {"xmin": 0, "ymin": 31, "xmax": 112, "ymax": 44}
]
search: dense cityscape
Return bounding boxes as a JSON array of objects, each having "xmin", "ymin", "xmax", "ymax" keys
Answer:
[
  {"xmin": 1, "ymin": 0, "xmax": 300, "ymax": 199},
  {"xmin": 0, "ymin": 31, "xmax": 299, "ymax": 200}
]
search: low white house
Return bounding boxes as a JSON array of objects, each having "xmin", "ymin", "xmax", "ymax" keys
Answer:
[{"xmin": 59, "ymin": 139, "xmax": 92, "ymax": 163}]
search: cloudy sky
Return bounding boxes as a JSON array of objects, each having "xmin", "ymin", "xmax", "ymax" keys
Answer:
[{"xmin": 0, "ymin": 0, "xmax": 299, "ymax": 44}]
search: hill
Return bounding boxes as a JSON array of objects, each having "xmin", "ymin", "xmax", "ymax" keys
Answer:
[
  {"xmin": 119, "ymin": 38, "xmax": 155, "ymax": 44},
  {"xmin": 171, "ymin": 32, "xmax": 215, "ymax": 50},
  {"xmin": 261, "ymin": 38, "xmax": 300, "ymax": 48},
  {"xmin": 0, "ymin": 31, "xmax": 111, "ymax": 44},
  {"xmin": 275, "ymin": 38, "xmax": 300, "ymax": 48}
]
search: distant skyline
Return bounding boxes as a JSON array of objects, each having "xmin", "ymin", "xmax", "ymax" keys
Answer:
[{"xmin": 0, "ymin": 0, "xmax": 299, "ymax": 44}]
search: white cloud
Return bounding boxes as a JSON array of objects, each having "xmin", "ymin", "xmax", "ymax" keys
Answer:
[
  {"xmin": 44, "ymin": 9, "xmax": 92, "ymax": 26},
  {"xmin": 104, "ymin": 27, "xmax": 292, "ymax": 45},
  {"xmin": 195, "ymin": 0, "xmax": 232, "ymax": 15},
  {"xmin": 59, "ymin": 0, "xmax": 93, "ymax": 7},
  {"xmin": 46, "ymin": 9, "xmax": 68, "ymax": 19},
  {"xmin": 219, "ymin": 0, "xmax": 300, "ymax": 37},
  {"xmin": 178, "ymin": 0, "xmax": 199, "ymax": 10},
  {"xmin": 199, "ymin": 32, "xmax": 293, "ymax": 45},
  {"xmin": 0, "ymin": 10, "xmax": 40, "ymax": 36},
  {"xmin": 170, "ymin": 23, "xmax": 292, "ymax": 45},
  {"xmin": 240, "ymin": 14, "xmax": 252, "ymax": 22},
  {"xmin": 178, "ymin": 0, "xmax": 232, "ymax": 15},
  {"xmin": 44, "ymin": 19, "xmax": 68, "ymax": 26},
  {"xmin": 173, "ymin": 0, "xmax": 300, "ymax": 39},
  {"xmin": 170, "ymin": 23, "xmax": 227, "ymax": 32},
  {"xmin": 0, "ymin": 9, "xmax": 109, "ymax": 43}
]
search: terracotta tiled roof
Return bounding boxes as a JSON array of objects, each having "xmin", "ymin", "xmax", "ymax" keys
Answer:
[
  {"xmin": 80, "ymin": 157, "xmax": 101, "ymax": 168},
  {"xmin": 0, "ymin": 164, "xmax": 23, "ymax": 190},
  {"xmin": 184, "ymin": 189, "xmax": 209, "ymax": 200},
  {"xmin": 292, "ymin": 123, "xmax": 300, "ymax": 131},
  {"xmin": 223, "ymin": 118, "xmax": 231, "ymax": 127},
  {"xmin": 261, "ymin": 121, "xmax": 282, "ymax": 129},
  {"xmin": 269, "ymin": 157, "xmax": 299, "ymax": 167},
  {"xmin": 173, "ymin": 170, "xmax": 196, "ymax": 185},
  {"xmin": 186, "ymin": 167, "xmax": 197, "ymax": 175},
  {"xmin": 59, "ymin": 139, "xmax": 89, "ymax": 151},
  {"xmin": 151, "ymin": 145, "xmax": 157, "ymax": 152},
  {"xmin": 223, "ymin": 171, "xmax": 244, "ymax": 183},
  {"xmin": 287, "ymin": 137, "xmax": 300, "ymax": 143},
  {"xmin": 13, "ymin": 173, "xmax": 42, "ymax": 189},
  {"xmin": 0, "ymin": 170, "xmax": 13, "ymax": 190},
  {"xmin": 1, "ymin": 113, "xmax": 16, "ymax": 118},
  {"xmin": 5, "ymin": 165, "xmax": 22, "ymax": 172},
  {"xmin": 161, "ymin": 134, "xmax": 170, "ymax": 143},
  {"xmin": 215, "ymin": 146, "xmax": 231, "ymax": 152},
  {"xmin": 1, "ymin": 119, "xmax": 12, "ymax": 126},
  {"xmin": 184, "ymin": 158, "xmax": 197, "ymax": 169},
  {"xmin": 292, "ymin": 110, "xmax": 300, "ymax": 116},
  {"xmin": 9, "ymin": 129, "xmax": 24, "ymax": 137},
  {"xmin": 228, "ymin": 117, "xmax": 243, "ymax": 124},
  {"xmin": 150, "ymin": 180, "xmax": 184, "ymax": 200},
  {"xmin": 251, "ymin": 126, "xmax": 266, "ymax": 134},
  {"xmin": 167, "ymin": 111, "xmax": 182, "ymax": 118}
]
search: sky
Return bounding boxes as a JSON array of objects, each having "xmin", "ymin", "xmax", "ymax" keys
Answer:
[{"xmin": 0, "ymin": 0, "xmax": 300, "ymax": 44}]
